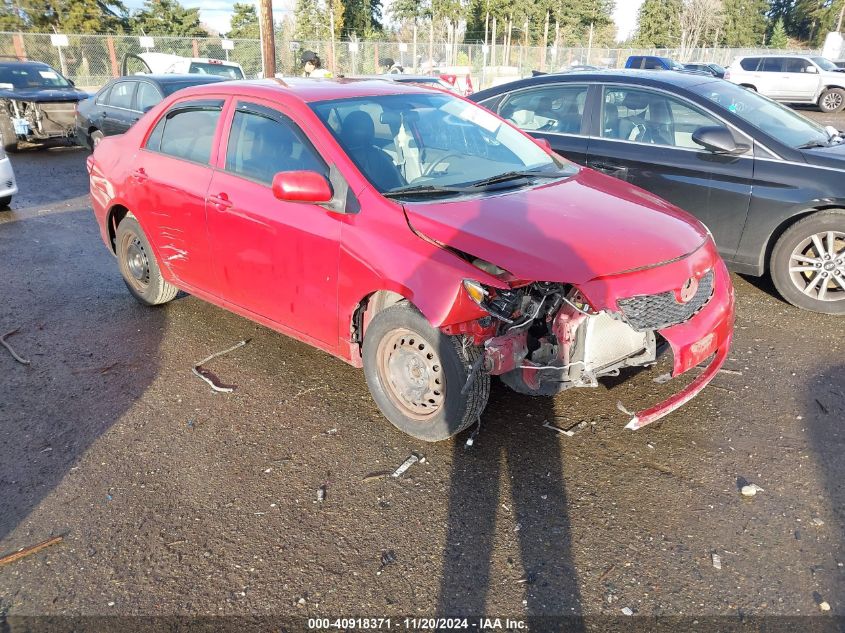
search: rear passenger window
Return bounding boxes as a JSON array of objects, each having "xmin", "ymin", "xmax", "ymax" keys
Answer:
[
  {"xmin": 760, "ymin": 58, "xmax": 785, "ymax": 72},
  {"xmin": 135, "ymin": 82, "xmax": 162, "ymax": 112},
  {"xmin": 499, "ymin": 85, "xmax": 589, "ymax": 134},
  {"xmin": 225, "ymin": 105, "xmax": 327, "ymax": 185},
  {"xmin": 109, "ymin": 81, "xmax": 135, "ymax": 109},
  {"xmin": 740, "ymin": 58, "xmax": 761, "ymax": 71},
  {"xmin": 146, "ymin": 105, "xmax": 222, "ymax": 164}
]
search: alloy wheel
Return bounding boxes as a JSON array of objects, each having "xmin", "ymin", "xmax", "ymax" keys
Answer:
[
  {"xmin": 788, "ymin": 230, "xmax": 845, "ymax": 302},
  {"xmin": 823, "ymin": 92, "xmax": 844, "ymax": 111}
]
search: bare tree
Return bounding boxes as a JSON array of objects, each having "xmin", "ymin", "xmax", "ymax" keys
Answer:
[{"xmin": 679, "ymin": 0, "xmax": 723, "ymax": 60}]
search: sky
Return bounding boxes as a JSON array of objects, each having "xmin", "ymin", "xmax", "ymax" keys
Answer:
[{"xmin": 125, "ymin": 0, "xmax": 645, "ymax": 40}]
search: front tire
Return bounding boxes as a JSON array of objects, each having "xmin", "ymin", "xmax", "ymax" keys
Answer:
[
  {"xmin": 770, "ymin": 210, "xmax": 845, "ymax": 314},
  {"xmin": 819, "ymin": 88, "xmax": 845, "ymax": 113},
  {"xmin": 115, "ymin": 216, "xmax": 179, "ymax": 306},
  {"xmin": 0, "ymin": 114, "xmax": 19, "ymax": 153},
  {"xmin": 0, "ymin": 195, "xmax": 10, "ymax": 209},
  {"xmin": 362, "ymin": 302, "xmax": 489, "ymax": 441}
]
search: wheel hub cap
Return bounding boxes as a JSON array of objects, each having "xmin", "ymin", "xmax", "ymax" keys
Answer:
[
  {"xmin": 378, "ymin": 329, "xmax": 444, "ymax": 420},
  {"xmin": 788, "ymin": 230, "xmax": 845, "ymax": 302}
]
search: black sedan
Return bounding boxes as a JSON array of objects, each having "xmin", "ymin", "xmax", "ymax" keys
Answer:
[
  {"xmin": 471, "ymin": 70, "xmax": 845, "ymax": 314},
  {"xmin": 75, "ymin": 74, "xmax": 226, "ymax": 149}
]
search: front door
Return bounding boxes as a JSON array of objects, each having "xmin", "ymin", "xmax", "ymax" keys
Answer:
[
  {"xmin": 586, "ymin": 86, "xmax": 753, "ymax": 261},
  {"xmin": 205, "ymin": 101, "xmax": 341, "ymax": 346},
  {"xmin": 779, "ymin": 58, "xmax": 821, "ymax": 101}
]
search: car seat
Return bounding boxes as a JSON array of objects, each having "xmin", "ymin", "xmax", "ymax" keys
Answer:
[{"xmin": 340, "ymin": 111, "xmax": 404, "ymax": 191}]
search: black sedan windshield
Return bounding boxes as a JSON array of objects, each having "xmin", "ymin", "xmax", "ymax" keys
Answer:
[
  {"xmin": 0, "ymin": 63, "xmax": 72, "ymax": 89},
  {"xmin": 690, "ymin": 80, "xmax": 829, "ymax": 149}
]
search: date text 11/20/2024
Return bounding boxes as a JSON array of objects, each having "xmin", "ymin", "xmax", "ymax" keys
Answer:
[{"xmin": 307, "ymin": 618, "xmax": 526, "ymax": 629}]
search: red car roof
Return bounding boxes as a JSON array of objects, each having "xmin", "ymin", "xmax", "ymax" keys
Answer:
[{"xmin": 175, "ymin": 77, "xmax": 431, "ymax": 103}]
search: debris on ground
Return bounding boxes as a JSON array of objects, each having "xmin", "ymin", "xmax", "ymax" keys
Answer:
[
  {"xmin": 391, "ymin": 453, "xmax": 422, "ymax": 478},
  {"xmin": 811, "ymin": 517, "xmax": 825, "ymax": 527},
  {"xmin": 819, "ymin": 601, "xmax": 831, "ymax": 612},
  {"xmin": 543, "ymin": 419, "xmax": 588, "ymax": 437},
  {"xmin": 191, "ymin": 339, "xmax": 250, "ymax": 393},
  {"xmin": 0, "ymin": 328, "xmax": 31, "ymax": 365},
  {"xmin": 0, "ymin": 535, "xmax": 63, "ymax": 567},
  {"xmin": 813, "ymin": 591, "xmax": 831, "ymax": 611},
  {"xmin": 621, "ymin": 607, "xmax": 633, "ymax": 616},
  {"xmin": 362, "ymin": 471, "xmax": 391, "ymax": 483},
  {"xmin": 653, "ymin": 372, "xmax": 672, "ymax": 384},
  {"xmin": 741, "ymin": 483, "xmax": 764, "ymax": 497},
  {"xmin": 317, "ymin": 485, "xmax": 327, "ymax": 503},
  {"xmin": 376, "ymin": 550, "xmax": 397, "ymax": 575},
  {"xmin": 712, "ymin": 552, "xmax": 722, "ymax": 570},
  {"xmin": 616, "ymin": 401, "xmax": 635, "ymax": 416},
  {"xmin": 598, "ymin": 564, "xmax": 616, "ymax": 582},
  {"xmin": 815, "ymin": 399, "xmax": 829, "ymax": 415},
  {"xmin": 465, "ymin": 416, "xmax": 482, "ymax": 448}
]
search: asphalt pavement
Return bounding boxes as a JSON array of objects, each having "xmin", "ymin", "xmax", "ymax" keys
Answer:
[{"xmin": 0, "ymin": 112, "xmax": 843, "ymax": 629}]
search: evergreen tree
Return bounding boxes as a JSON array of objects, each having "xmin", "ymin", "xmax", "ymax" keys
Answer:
[
  {"xmin": 721, "ymin": 0, "xmax": 767, "ymax": 46},
  {"xmin": 634, "ymin": 0, "xmax": 682, "ymax": 48},
  {"xmin": 55, "ymin": 0, "xmax": 127, "ymax": 33},
  {"xmin": 227, "ymin": 2, "xmax": 259, "ymax": 39},
  {"xmin": 130, "ymin": 0, "xmax": 208, "ymax": 37},
  {"xmin": 769, "ymin": 16, "xmax": 789, "ymax": 47},
  {"xmin": 342, "ymin": 0, "xmax": 382, "ymax": 38},
  {"xmin": 0, "ymin": 0, "xmax": 26, "ymax": 30}
]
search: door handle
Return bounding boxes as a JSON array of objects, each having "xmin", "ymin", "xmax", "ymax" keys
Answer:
[
  {"xmin": 208, "ymin": 193, "xmax": 233, "ymax": 209},
  {"xmin": 131, "ymin": 168, "xmax": 148, "ymax": 182}
]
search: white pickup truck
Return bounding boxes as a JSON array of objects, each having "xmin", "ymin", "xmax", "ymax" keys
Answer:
[
  {"xmin": 122, "ymin": 53, "xmax": 245, "ymax": 80},
  {"xmin": 725, "ymin": 54, "xmax": 845, "ymax": 112}
]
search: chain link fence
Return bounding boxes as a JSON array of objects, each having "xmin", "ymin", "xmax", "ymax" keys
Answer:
[{"xmin": 0, "ymin": 31, "xmax": 819, "ymax": 91}]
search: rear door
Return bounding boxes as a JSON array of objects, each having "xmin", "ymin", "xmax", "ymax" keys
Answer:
[
  {"xmin": 128, "ymin": 98, "xmax": 225, "ymax": 292},
  {"xmin": 101, "ymin": 80, "xmax": 137, "ymax": 135},
  {"xmin": 487, "ymin": 82, "xmax": 591, "ymax": 165},
  {"xmin": 585, "ymin": 85, "xmax": 753, "ymax": 259}
]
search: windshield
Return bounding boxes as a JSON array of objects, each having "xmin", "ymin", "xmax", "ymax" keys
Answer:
[
  {"xmin": 0, "ymin": 63, "xmax": 72, "ymax": 89},
  {"xmin": 811, "ymin": 56, "xmax": 838, "ymax": 72},
  {"xmin": 689, "ymin": 80, "xmax": 829, "ymax": 148},
  {"xmin": 310, "ymin": 92, "xmax": 573, "ymax": 197},
  {"xmin": 188, "ymin": 62, "xmax": 244, "ymax": 79}
]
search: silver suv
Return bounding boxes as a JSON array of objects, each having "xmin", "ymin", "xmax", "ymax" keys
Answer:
[{"xmin": 725, "ymin": 54, "xmax": 845, "ymax": 112}]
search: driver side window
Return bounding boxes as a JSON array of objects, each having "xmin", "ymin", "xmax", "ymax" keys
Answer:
[
  {"xmin": 601, "ymin": 87, "xmax": 721, "ymax": 149},
  {"xmin": 498, "ymin": 85, "xmax": 588, "ymax": 135}
]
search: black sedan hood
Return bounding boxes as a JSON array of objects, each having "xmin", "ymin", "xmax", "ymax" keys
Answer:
[{"xmin": 0, "ymin": 86, "xmax": 88, "ymax": 102}]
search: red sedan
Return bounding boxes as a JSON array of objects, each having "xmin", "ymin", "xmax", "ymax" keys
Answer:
[{"xmin": 88, "ymin": 78, "xmax": 734, "ymax": 441}]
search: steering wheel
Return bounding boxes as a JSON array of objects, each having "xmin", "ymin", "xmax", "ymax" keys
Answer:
[{"xmin": 423, "ymin": 153, "xmax": 463, "ymax": 177}]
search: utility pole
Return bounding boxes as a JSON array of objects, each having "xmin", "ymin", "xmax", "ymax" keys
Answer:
[
  {"xmin": 258, "ymin": 0, "xmax": 276, "ymax": 78},
  {"xmin": 329, "ymin": 3, "xmax": 336, "ymax": 73}
]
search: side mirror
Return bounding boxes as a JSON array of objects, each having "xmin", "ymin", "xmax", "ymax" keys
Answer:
[
  {"xmin": 535, "ymin": 137, "xmax": 552, "ymax": 152},
  {"xmin": 806, "ymin": 65, "xmax": 818, "ymax": 74},
  {"xmin": 692, "ymin": 125, "xmax": 748, "ymax": 155},
  {"xmin": 271, "ymin": 171, "xmax": 333, "ymax": 204}
]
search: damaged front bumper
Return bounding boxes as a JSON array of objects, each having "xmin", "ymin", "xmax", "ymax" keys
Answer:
[{"xmin": 474, "ymin": 239, "xmax": 735, "ymax": 430}]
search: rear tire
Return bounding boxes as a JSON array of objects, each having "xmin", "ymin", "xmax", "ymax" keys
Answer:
[
  {"xmin": 818, "ymin": 88, "xmax": 845, "ymax": 113},
  {"xmin": 362, "ymin": 302, "xmax": 489, "ymax": 441},
  {"xmin": 0, "ymin": 114, "xmax": 19, "ymax": 153},
  {"xmin": 770, "ymin": 210, "xmax": 845, "ymax": 314},
  {"xmin": 115, "ymin": 216, "xmax": 179, "ymax": 306}
]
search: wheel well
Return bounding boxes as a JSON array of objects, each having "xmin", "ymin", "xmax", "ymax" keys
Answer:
[
  {"xmin": 350, "ymin": 290, "xmax": 408, "ymax": 347},
  {"xmin": 88, "ymin": 125, "xmax": 99, "ymax": 135},
  {"xmin": 106, "ymin": 205, "xmax": 132, "ymax": 252},
  {"xmin": 762, "ymin": 207, "xmax": 836, "ymax": 273}
]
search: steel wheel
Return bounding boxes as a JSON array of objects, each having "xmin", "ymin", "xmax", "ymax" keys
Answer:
[
  {"xmin": 376, "ymin": 327, "xmax": 445, "ymax": 420},
  {"xmin": 119, "ymin": 230, "xmax": 151, "ymax": 294},
  {"xmin": 788, "ymin": 230, "xmax": 845, "ymax": 302}
]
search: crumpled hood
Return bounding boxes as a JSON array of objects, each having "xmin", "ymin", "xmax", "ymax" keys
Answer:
[
  {"xmin": 404, "ymin": 168, "xmax": 708, "ymax": 285},
  {"xmin": 0, "ymin": 87, "xmax": 88, "ymax": 102}
]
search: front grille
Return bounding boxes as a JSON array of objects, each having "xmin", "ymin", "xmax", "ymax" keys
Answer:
[{"xmin": 617, "ymin": 270, "xmax": 714, "ymax": 332}]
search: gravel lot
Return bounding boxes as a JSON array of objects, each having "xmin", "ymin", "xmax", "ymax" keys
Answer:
[{"xmin": 0, "ymin": 108, "xmax": 843, "ymax": 629}]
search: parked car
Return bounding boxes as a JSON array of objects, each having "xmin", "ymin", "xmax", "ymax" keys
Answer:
[
  {"xmin": 725, "ymin": 54, "xmax": 845, "ymax": 112},
  {"xmin": 625, "ymin": 55, "xmax": 685, "ymax": 71},
  {"xmin": 471, "ymin": 69, "xmax": 845, "ymax": 314},
  {"xmin": 684, "ymin": 62, "xmax": 726, "ymax": 78},
  {"xmin": 122, "ymin": 53, "xmax": 245, "ymax": 80},
  {"xmin": 0, "ymin": 60, "xmax": 89, "ymax": 152},
  {"xmin": 87, "ymin": 79, "xmax": 734, "ymax": 440},
  {"xmin": 76, "ymin": 74, "xmax": 227, "ymax": 149},
  {"xmin": 0, "ymin": 141, "xmax": 18, "ymax": 208}
]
